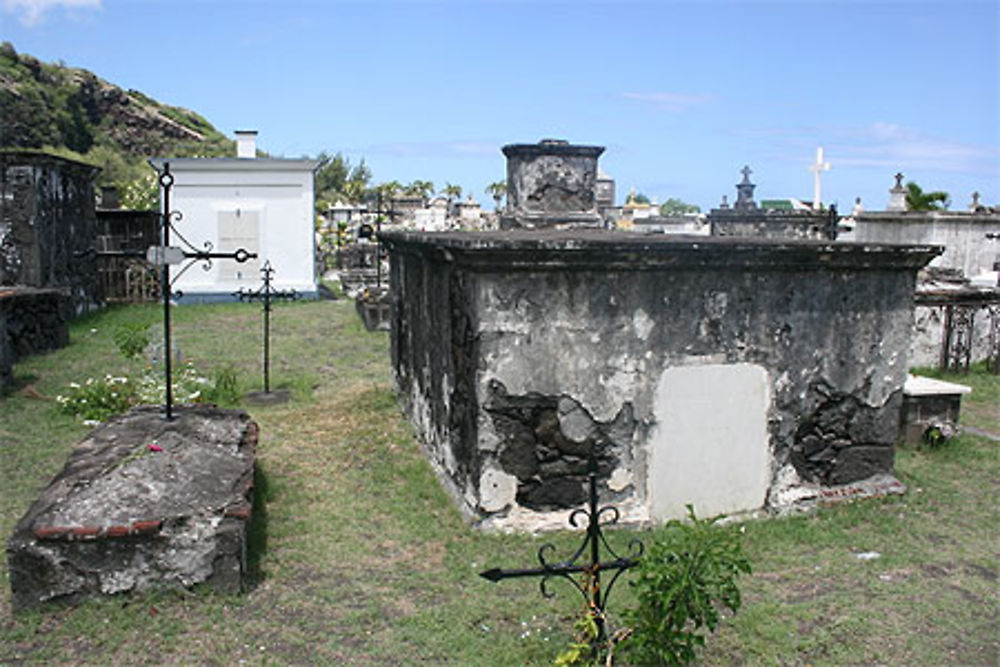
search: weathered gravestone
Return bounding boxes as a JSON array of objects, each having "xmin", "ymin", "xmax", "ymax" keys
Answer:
[{"xmin": 7, "ymin": 405, "xmax": 257, "ymax": 611}]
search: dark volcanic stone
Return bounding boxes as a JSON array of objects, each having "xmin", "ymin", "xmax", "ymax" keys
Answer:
[
  {"xmin": 517, "ymin": 476, "xmax": 588, "ymax": 510},
  {"xmin": 828, "ymin": 445, "xmax": 895, "ymax": 485}
]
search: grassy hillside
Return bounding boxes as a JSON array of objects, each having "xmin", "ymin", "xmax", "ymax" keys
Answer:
[{"xmin": 0, "ymin": 41, "xmax": 233, "ymax": 207}]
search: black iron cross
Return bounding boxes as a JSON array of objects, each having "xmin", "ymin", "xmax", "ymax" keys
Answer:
[
  {"xmin": 152, "ymin": 162, "xmax": 258, "ymax": 419},
  {"xmin": 372, "ymin": 193, "xmax": 400, "ymax": 289},
  {"xmin": 233, "ymin": 260, "xmax": 300, "ymax": 393},
  {"xmin": 479, "ymin": 451, "xmax": 644, "ymax": 644}
]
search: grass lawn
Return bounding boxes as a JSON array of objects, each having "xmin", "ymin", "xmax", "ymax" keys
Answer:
[{"xmin": 1, "ymin": 300, "xmax": 997, "ymax": 665}]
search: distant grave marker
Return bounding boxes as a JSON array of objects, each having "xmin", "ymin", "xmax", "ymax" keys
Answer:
[{"xmin": 234, "ymin": 260, "xmax": 300, "ymax": 394}]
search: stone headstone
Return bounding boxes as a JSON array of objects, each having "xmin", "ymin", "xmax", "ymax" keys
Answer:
[
  {"xmin": 734, "ymin": 165, "xmax": 757, "ymax": 211},
  {"xmin": 888, "ymin": 172, "xmax": 907, "ymax": 212},
  {"xmin": 7, "ymin": 405, "xmax": 257, "ymax": 611}
]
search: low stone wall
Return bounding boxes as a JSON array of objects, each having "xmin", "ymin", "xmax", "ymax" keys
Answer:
[
  {"xmin": 7, "ymin": 406, "xmax": 257, "ymax": 611},
  {"xmin": 911, "ymin": 295, "xmax": 999, "ymax": 369},
  {"xmin": 0, "ymin": 294, "xmax": 8, "ymax": 391},
  {"xmin": 383, "ymin": 229, "xmax": 940, "ymax": 530},
  {"xmin": 0, "ymin": 287, "xmax": 70, "ymax": 362},
  {"xmin": 709, "ymin": 209, "xmax": 838, "ymax": 240},
  {"xmin": 852, "ymin": 211, "xmax": 1000, "ymax": 279}
]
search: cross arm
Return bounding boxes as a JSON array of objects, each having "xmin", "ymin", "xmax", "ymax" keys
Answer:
[{"xmin": 479, "ymin": 557, "xmax": 638, "ymax": 583}]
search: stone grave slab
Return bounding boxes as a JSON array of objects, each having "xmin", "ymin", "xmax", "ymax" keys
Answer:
[{"xmin": 7, "ymin": 405, "xmax": 257, "ymax": 611}]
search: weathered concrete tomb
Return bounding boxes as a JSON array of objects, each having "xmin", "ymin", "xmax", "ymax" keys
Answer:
[
  {"xmin": 7, "ymin": 406, "xmax": 257, "ymax": 611},
  {"xmin": 0, "ymin": 151, "xmax": 102, "ymax": 315},
  {"xmin": 382, "ymin": 140, "xmax": 941, "ymax": 531}
]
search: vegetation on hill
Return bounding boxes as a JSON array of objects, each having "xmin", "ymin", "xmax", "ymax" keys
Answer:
[
  {"xmin": 0, "ymin": 41, "xmax": 233, "ymax": 208},
  {"xmin": 0, "ymin": 43, "xmax": 488, "ymax": 219}
]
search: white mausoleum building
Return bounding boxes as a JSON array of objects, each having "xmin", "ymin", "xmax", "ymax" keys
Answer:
[{"xmin": 151, "ymin": 131, "xmax": 320, "ymax": 302}]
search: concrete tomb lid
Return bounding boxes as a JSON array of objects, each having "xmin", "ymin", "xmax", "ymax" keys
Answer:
[
  {"xmin": 904, "ymin": 374, "xmax": 972, "ymax": 397},
  {"xmin": 380, "ymin": 228, "xmax": 942, "ymax": 270}
]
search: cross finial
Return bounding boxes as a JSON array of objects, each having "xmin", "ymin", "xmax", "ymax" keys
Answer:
[
  {"xmin": 740, "ymin": 165, "xmax": 752, "ymax": 183},
  {"xmin": 894, "ymin": 172, "xmax": 904, "ymax": 188},
  {"xmin": 808, "ymin": 147, "xmax": 831, "ymax": 210}
]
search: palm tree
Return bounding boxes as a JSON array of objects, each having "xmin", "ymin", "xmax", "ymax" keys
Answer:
[
  {"xmin": 404, "ymin": 179, "xmax": 434, "ymax": 200},
  {"xmin": 485, "ymin": 180, "xmax": 506, "ymax": 212},
  {"xmin": 443, "ymin": 183, "xmax": 463, "ymax": 202},
  {"xmin": 905, "ymin": 182, "xmax": 950, "ymax": 211}
]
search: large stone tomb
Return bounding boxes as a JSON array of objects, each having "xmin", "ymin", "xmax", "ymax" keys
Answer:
[
  {"xmin": 7, "ymin": 406, "xmax": 257, "ymax": 611},
  {"xmin": 382, "ymin": 229, "xmax": 940, "ymax": 530}
]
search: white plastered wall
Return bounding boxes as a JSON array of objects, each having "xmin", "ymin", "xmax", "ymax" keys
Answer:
[{"xmin": 647, "ymin": 363, "xmax": 772, "ymax": 520}]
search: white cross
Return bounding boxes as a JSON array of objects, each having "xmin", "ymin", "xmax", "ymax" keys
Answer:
[{"xmin": 808, "ymin": 147, "xmax": 831, "ymax": 210}]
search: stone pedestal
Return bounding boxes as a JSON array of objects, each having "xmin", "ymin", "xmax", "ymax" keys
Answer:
[
  {"xmin": 500, "ymin": 140, "xmax": 604, "ymax": 230},
  {"xmin": 7, "ymin": 406, "xmax": 257, "ymax": 611}
]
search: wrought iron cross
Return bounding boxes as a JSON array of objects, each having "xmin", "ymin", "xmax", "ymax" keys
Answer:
[
  {"xmin": 372, "ymin": 193, "xmax": 400, "ymax": 289},
  {"xmin": 233, "ymin": 260, "xmax": 300, "ymax": 393},
  {"xmin": 152, "ymin": 162, "xmax": 258, "ymax": 419},
  {"xmin": 479, "ymin": 450, "xmax": 644, "ymax": 643}
]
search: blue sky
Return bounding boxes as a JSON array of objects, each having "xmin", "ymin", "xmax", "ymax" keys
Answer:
[{"xmin": 3, "ymin": 0, "xmax": 998, "ymax": 211}]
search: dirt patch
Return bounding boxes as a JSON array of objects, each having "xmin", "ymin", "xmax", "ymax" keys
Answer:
[{"xmin": 963, "ymin": 562, "xmax": 998, "ymax": 581}]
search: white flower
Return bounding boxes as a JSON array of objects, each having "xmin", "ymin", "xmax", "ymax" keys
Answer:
[
  {"xmin": 69, "ymin": 382, "xmax": 81, "ymax": 389},
  {"xmin": 83, "ymin": 419, "xmax": 101, "ymax": 426}
]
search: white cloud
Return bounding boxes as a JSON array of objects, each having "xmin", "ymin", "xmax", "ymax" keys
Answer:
[
  {"xmin": 3, "ymin": 0, "xmax": 100, "ymax": 26},
  {"xmin": 830, "ymin": 122, "xmax": 997, "ymax": 174},
  {"xmin": 621, "ymin": 91, "xmax": 716, "ymax": 112},
  {"xmin": 734, "ymin": 122, "xmax": 997, "ymax": 176}
]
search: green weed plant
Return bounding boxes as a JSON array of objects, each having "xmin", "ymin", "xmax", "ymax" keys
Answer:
[
  {"xmin": 111, "ymin": 321, "xmax": 152, "ymax": 360},
  {"xmin": 621, "ymin": 506, "xmax": 751, "ymax": 665}
]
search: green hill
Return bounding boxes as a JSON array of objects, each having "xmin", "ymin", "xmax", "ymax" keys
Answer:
[{"xmin": 0, "ymin": 41, "xmax": 233, "ymax": 207}]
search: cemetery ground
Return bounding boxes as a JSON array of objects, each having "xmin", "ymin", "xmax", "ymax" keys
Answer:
[{"xmin": 0, "ymin": 300, "xmax": 997, "ymax": 665}]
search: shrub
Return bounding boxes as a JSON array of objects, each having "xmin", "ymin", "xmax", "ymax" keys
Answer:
[
  {"xmin": 56, "ymin": 375, "xmax": 135, "ymax": 423},
  {"xmin": 112, "ymin": 321, "xmax": 152, "ymax": 360},
  {"xmin": 135, "ymin": 363, "xmax": 210, "ymax": 405},
  {"xmin": 58, "ymin": 363, "xmax": 215, "ymax": 424},
  {"xmin": 620, "ymin": 506, "xmax": 751, "ymax": 665},
  {"xmin": 206, "ymin": 363, "xmax": 241, "ymax": 405}
]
